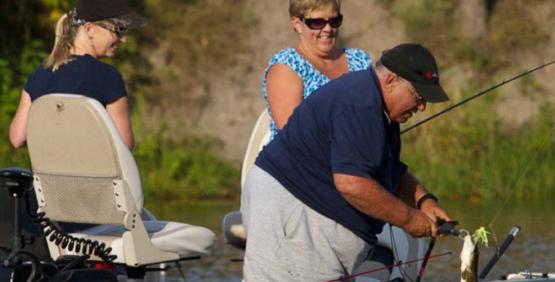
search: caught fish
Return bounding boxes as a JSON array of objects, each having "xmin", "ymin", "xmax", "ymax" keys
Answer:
[
  {"xmin": 460, "ymin": 229, "xmax": 479, "ymax": 282},
  {"xmin": 460, "ymin": 227, "xmax": 491, "ymax": 282}
]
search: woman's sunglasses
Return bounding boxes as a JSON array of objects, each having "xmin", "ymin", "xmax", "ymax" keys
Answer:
[
  {"xmin": 301, "ymin": 14, "xmax": 343, "ymax": 30},
  {"xmin": 94, "ymin": 22, "xmax": 128, "ymax": 38}
]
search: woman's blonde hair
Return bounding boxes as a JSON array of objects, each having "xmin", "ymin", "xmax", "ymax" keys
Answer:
[
  {"xmin": 43, "ymin": 13, "xmax": 80, "ymax": 71},
  {"xmin": 289, "ymin": 0, "xmax": 341, "ymax": 18}
]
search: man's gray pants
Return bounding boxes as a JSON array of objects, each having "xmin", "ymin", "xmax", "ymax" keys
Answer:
[{"xmin": 241, "ymin": 165, "xmax": 373, "ymax": 281}]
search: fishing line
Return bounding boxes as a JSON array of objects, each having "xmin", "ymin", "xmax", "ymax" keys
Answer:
[
  {"xmin": 488, "ymin": 122, "xmax": 554, "ymax": 227},
  {"xmin": 399, "ymin": 59, "xmax": 555, "ymax": 227},
  {"xmin": 397, "ymin": 60, "xmax": 555, "ymax": 279},
  {"xmin": 331, "ymin": 61, "xmax": 554, "ymax": 282},
  {"xmin": 401, "ymin": 59, "xmax": 555, "ymax": 134},
  {"xmin": 481, "ymin": 131, "xmax": 551, "ymax": 254},
  {"xmin": 482, "ymin": 115, "xmax": 554, "ymax": 240},
  {"xmin": 388, "ymin": 224, "xmax": 415, "ymax": 282},
  {"xmin": 326, "ymin": 251, "xmax": 452, "ymax": 282},
  {"xmin": 175, "ymin": 261, "xmax": 187, "ymax": 280},
  {"xmin": 397, "ymin": 60, "xmax": 555, "ymax": 226},
  {"xmin": 458, "ymin": 73, "xmax": 553, "ymax": 262}
]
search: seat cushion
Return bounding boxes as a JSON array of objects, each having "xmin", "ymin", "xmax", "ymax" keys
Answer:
[{"xmin": 72, "ymin": 220, "xmax": 215, "ymax": 258}]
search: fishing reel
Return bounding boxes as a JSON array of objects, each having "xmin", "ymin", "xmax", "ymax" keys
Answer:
[{"xmin": 437, "ymin": 220, "xmax": 460, "ymax": 236}]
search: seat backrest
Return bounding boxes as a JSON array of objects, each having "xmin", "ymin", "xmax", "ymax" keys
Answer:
[
  {"xmin": 240, "ymin": 110, "xmax": 271, "ymax": 189},
  {"xmin": 26, "ymin": 94, "xmax": 143, "ymax": 224}
]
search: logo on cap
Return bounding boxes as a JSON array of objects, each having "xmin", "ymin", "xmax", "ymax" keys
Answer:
[
  {"xmin": 380, "ymin": 43, "xmax": 449, "ymax": 103},
  {"xmin": 425, "ymin": 70, "xmax": 438, "ymax": 80}
]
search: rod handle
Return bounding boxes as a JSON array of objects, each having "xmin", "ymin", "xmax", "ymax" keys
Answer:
[{"xmin": 478, "ymin": 225, "xmax": 521, "ymax": 279}]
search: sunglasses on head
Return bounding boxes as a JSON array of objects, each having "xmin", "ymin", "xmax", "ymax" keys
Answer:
[{"xmin": 301, "ymin": 14, "xmax": 343, "ymax": 30}]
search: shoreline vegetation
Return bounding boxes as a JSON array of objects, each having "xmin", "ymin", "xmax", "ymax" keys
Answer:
[{"xmin": 1, "ymin": 0, "xmax": 553, "ymax": 206}]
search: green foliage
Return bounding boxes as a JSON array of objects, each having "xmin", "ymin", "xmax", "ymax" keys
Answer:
[
  {"xmin": 134, "ymin": 130, "xmax": 240, "ymax": 203},
  {"xmin": 130, "ymin": 95, "xmax": 240, "ymax": 204},
  {"xmin": 380, "ymin": 1, "xmax": 554, "ymax": 201},
  {"xmin": 1, "ymin": 0, "xmax": 552, "ymax": 206},
  {"xmin": 402, "ymin": 96, "xmax": 554, "ymax": 202},
  {"xmin": 0, "ymin": 2, "xmax": 50, "ymax": 170},
  {"xmin": 488, "ymin": 2, "xmax": 550, "ymax": 68},
  {"xmin": 0, "ymin": 0, "xmax": 241, "ymax": 204},
  {"xmin": 384, "ymin": 0, "xmax": 551, "ymax": 73},
  {"xmin": 122, "ymin": 0, "xmax": 248, "ymax": 203},
  {"xmin": 387, "ymin": 1, "xmax": 465, "ymax": 64},
  {"xmin": 137, "ymin": 0, "xmax": 253, "ymax": 105}
]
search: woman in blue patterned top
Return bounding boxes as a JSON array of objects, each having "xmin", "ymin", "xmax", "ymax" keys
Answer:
[{"xmin": 263, "ymin": 0, "xmax": 372, "ymax": 139}]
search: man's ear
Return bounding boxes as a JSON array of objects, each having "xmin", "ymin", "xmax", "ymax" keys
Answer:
[
  {"xmin": 385, "ymin": 72, "xmax": 401, "ymax": 84},
  {"xmin": 383, "ymin": 73, "xmax": 399, "ymax": 92}
]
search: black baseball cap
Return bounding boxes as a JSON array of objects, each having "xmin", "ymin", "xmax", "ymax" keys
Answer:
[
  {"xmin": 381, "ymin": 43, "xmax": 449, "ymax": 103},
  {"xmin": 75, "ymin": 0, "xmax": 147, "ymax": 29}
]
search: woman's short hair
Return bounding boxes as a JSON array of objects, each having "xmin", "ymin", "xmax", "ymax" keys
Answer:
[{"xmin": 289, "ymin": 0, "xmax": 341, "ymax": 18}]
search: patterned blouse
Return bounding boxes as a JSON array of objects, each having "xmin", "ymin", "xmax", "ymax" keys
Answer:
[{"xmin": 262, "ymin": 47, "xmax": 372, "ymax": 139}]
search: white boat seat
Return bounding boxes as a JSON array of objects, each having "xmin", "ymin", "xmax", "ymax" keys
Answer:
[
  {"xmin": 222, "ymin": 111, "xmax": 267, "ymax": 248},
  {"xmin": 26, "ymin": 94, "xmax": 215, "ymax": 267},
  {"xmin": 222, "ymin": 111, "xmax": 269, "ymax": 248},
  {"xmin": 71, "ymin": 221, "xmax": 214, "ymax": 258},
  {"xmin": 240, "ymin": 110, "xmax": 272, "ymax": 188}
]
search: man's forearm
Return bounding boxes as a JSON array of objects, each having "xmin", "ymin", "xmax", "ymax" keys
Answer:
[
  {"xmin": 396, "ymin": 171, "xmax": 429, "ymax": 208},
  {"xmin": 334, "ymin": 172, "xmax": 437, "ymax": 237},
  {"xmin": 334, "ymin": 173, "xmax": 413, "ymax": 228}
]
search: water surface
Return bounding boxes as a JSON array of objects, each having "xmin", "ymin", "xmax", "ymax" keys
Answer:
[{"xmin": 147, "ymin": 198, "xmax": 555, "ymax": 281}]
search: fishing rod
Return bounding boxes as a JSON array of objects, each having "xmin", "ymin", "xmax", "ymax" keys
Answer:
[
  {"xmin": 415, "ymin": 220, "xmax": 459, "ymax": 282},
  {"xmin": 329, "ymin": 61, "xmax": 553, "ymax": 282},
  {"xmin": 401, "ymin": 59, "xmax": 555, "ymax": 134},
  {"xmin": 479, "ymin": 225, "xmax": 521, "ymax": 279},
  {"xmin": 415, "ymin": 237, "xmax": 436, "ymax": 282},
  {"xmin": 326, "ymin": 251, "xmax": 452, "ymax": 282}
]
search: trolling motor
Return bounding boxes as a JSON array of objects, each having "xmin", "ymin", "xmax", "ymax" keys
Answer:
[
  {"xmin": 1, "ymin": 168, "xmax": 118, "ymax": 282},
  {"xmin": 0, "ymin": 167, "xmax": 43, "ymax": 281},
  {"xmin": 0, "ymin": 168, "xmax": 34, "ymax": 255}
]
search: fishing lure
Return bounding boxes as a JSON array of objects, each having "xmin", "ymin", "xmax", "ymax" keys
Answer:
[{"xmin": 473, "ymin": 226, "xmax": 491, "ymax": 247}]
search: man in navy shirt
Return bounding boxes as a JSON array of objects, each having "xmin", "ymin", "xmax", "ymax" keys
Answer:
[{"xmin": 241, "ymin": 44, "xmax": 453, "ymax": 281}]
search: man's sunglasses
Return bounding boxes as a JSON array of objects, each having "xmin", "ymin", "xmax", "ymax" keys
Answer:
[
  {"xmin": 301, "ymin": 14, "xmax": 343, "ymax": 30},
  {"xmin": 401, "ymin": 78, "xmax": 426, "ymax": 104}
]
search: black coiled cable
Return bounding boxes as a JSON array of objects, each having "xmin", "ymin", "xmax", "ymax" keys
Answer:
[{"xmin": 33, "ymin": 212, "xmax": 117, "ymax": 263}]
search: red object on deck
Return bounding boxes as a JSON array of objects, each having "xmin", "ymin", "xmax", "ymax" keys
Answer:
[{"xmin": 94, "ymin": 263, "xmax": 116, "ymax": 273}]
